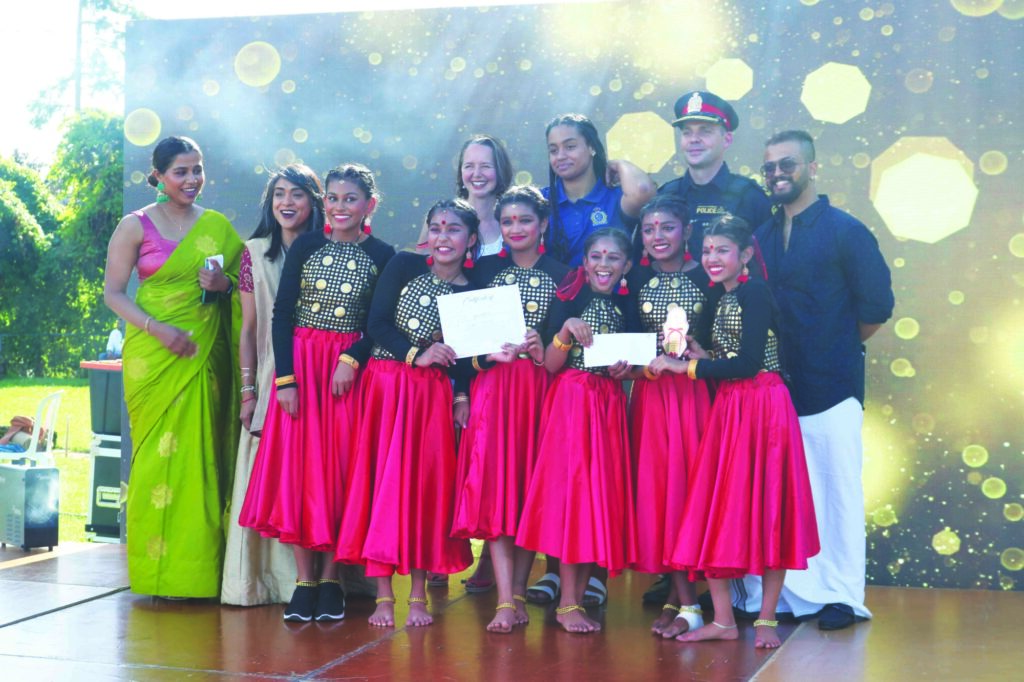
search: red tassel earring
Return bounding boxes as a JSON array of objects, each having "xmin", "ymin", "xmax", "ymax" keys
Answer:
[
  {"xmin": 498, "ymin": 247, "xmax": 508, "ymax": 258},
  {"xmin": 463, "ymin": 252, "xmax": 474, "ymax": 269},
  {"xmin": 640, "ymin": 250, "xmax": 650, "ymax": 267},
  {"xmin": 618, "ymin": 277, "xmax": 629, "ymax": 295},
  {"xmin": 323, "ymin": 219, "xmax": 332, "ymax": 236},
  {"xmin": 737, "ymin": 265, "xmax": 749, "ymax": 284},
  {"xmin": 683, "ymin": 245, "xmax": 693, "ymax": 263},
  {"xmin": 426, "ymin": 255, "xmax": 434, "ymax": 266},
  {"xmin": 362, "ymin": 216, "xmax": 372, "ymax": 235},
  {"xmin": 537, "ymin": 242, "xmax": 546, "ymax": 255}
]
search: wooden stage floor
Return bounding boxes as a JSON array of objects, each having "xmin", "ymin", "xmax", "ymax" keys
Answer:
[{"xmin": 0, "ymin": 543, "xmax": 1018, "ymax": 680}]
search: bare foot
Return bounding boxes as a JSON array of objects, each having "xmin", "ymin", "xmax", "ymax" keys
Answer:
[
  {"xmin": 513, "ymin": 600, "xmax": 530, "ymax": 626},
  {"xmin": 556, "ymin": 606, "xmax": 599, "ymax": 634},
  {"xmin": 407, "ymin": 601, "xmax": 433, "ymax": 627},
  {"xmin": 486, "ymin": 607, "xmax": 516, "ymax": 634},
  {"xmin": 677, "ymin": 621, "xmax": 738, "ymax": 642},
  {"xmin": 651, "ymin": 605, "xmax": 678, "ymax": 635},
  {"xmin": 755, "ymin": 624, "xmax": 781, "ymax": 649},
  {"xmin": 369, "ymin": 600, "xmax": 395, "ymax": 627}
]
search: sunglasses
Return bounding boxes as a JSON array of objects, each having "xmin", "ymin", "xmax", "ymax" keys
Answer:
[{"xmin": 760, "ymin": 158, "xmax": 802, "ymax": 176}]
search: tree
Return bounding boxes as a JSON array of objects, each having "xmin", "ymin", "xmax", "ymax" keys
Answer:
[{"xmin": 30, "ymin": 0, "xmax": 143, "ymax": 128}]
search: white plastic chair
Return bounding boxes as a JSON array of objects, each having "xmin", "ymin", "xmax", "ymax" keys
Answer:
[{"xmin": 18, "ymin": 390, "xmax": 64, "ymax": 466}]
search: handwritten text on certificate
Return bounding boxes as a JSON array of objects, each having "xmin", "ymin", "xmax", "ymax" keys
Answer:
[{"xmin": 437, "ymin": 285, "xmax": 528, "ymax": 358}]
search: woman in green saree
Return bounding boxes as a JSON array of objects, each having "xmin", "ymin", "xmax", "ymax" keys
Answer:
[{"xmin": 104, "ymin": 136, "xmax": 242, "ymax": 598}]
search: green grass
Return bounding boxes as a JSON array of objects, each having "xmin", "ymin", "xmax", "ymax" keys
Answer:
[{"xmin": 1, "ymin": 378, "xmax": 100, "ymax": 543}]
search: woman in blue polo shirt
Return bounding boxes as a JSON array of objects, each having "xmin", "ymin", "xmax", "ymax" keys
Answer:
[{"xmin": 543, "ymin": 113, "xmax": 655, "ymax": 267}]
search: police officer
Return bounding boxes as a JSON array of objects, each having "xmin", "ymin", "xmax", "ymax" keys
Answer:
[{"xmin": 657, "ymin": 91, "xmax": 772, "ymax": 261}]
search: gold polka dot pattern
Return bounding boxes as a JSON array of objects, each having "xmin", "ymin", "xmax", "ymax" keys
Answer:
[
  {"xmin": 637, "ymin": 271, "xmax": 707, "ymax": 356},
  {"xmin": 295, "ymin": 241, "xmax": 379, "ymax": 332},
  {"xmin": 372, "ymin": 273, "xmax": 457, "ymax": 360},
  {"xmin": 487, "ymin": 265, "xmax": 559, "ymax": 330},
  {"xmin": 568, "ymin": 297, "xmax": 625, "ymax": 375},
  {"xmin": 711, "ymin": 291, "xmax": 781, "ymax": 372}
]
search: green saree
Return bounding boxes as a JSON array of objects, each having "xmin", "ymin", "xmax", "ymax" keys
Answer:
[{"xmin": 122, "ymin": 210, "xmax": 242, "ymax": 597}]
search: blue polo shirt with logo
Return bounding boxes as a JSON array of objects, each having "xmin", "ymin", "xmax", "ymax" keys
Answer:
[{"xmin": 543, "ymin": 179, "xmax": 625, "ymax": 267}]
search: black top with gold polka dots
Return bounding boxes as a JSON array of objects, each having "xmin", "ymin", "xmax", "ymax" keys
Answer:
[
  {"xmin": 367, "ymin": 252, "xmax": 476, "ymax": 390},
  {"xmin": 626, "ymin": 262, "xmax": 713, "ymax": 352},
  {"xmin": 544, "ymin": 288, "xmax": 637, "ymax": 377},
  {"xmin": 272, "ymin": 232, "xmax": 395, "ymax": 379},
  {"xmin": 694, "ymin": 279, "xmax": 784, "ymax": 380}
]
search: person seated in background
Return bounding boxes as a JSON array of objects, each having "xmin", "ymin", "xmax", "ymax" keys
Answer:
[{"xmin": 0, "ymin": 416, "xmax": 41, "ymax": 453}]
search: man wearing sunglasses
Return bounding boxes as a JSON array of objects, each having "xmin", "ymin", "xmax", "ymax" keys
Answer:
[
  {"xmin": 655, "ymin": 90, "xmax": 773, "ymax": 261},
  {"xmin": 733, "ymin": 129, "xmax": 894, "ymax": 631}
]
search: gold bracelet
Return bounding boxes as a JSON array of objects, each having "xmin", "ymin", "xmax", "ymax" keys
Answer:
[
  {"xmin": 551, "ymin": 334, "xmax": 573, "ymax": 352},
  {"xmin": 274, "ymin": 375, "xmax": 296, "ymax": 387},
  {"xmin": 643, "ymin": 367, "xmax": 658, "ymax": 381},
  {"xmin": 471, "ymin": 356, "xmax": 484, "ymax": 372},
  {"xmin": 338, "ymin": 354, "xmax": 360, "ymax": 370},
  {"xmin": 143, "ymin": 316, "xmax": 153, "ymax": 334},
  {"xmin": 687, "ymin": 359, "xmax": 699, "ymax": 380},
  {"xmin": 405, "ymin": 346, "xmax": 420, "ymax": 367}
]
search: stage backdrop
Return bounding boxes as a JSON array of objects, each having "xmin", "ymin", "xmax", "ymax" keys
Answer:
[{"xmin": 123, "ymin": 0, "xmax": 1023, "ymax": 591}]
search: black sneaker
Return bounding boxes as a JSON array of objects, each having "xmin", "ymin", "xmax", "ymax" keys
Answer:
[
  {"xmin": 817, "ymin": 603, "xmax": 860, "ymax": 631},
  {"xmin": 315, "ymin": 581, "xmax": 346, "ymax": 621},
  {"xmin": 283, "ymin": 584, "xmax": 318, "ymax": 622},
  {"xmin": 642, "ymin": 575, "xmax": 671, "ymax": 605}
]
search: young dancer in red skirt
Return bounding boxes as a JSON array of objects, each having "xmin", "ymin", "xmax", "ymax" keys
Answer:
[
  {"xmin": 452, "ymin": 186, "xmax": 569, "ymax": 633},
  {"xmin": 627, "ymin": 196, "xmax": 713, "ymax": 638},
  {"xmin": 515, "ymin": 227, "xmax": 639, "ymax": 634},
  {"xmin": 339, "ymin": 199, "xmax": 477, "ymax": 628},
  {"xmin": 653, "ymin": 214, "xmax": 819, "ymax": 649},
  {"xmin": 239, "ymin": 164, "xmax": 395, "ymax": 622}
]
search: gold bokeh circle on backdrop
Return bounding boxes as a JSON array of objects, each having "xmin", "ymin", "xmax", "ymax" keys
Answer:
[
  {"xmin": 870, "ymin": 137, "xmax": 978, "ymax": 243},
  {"xmin": 606, "ymin": 112, "xmax": 675, "ymax": 175},
  {"xmin": 800, "ymin": 62, "xmax": 872, "ymax": 124}
]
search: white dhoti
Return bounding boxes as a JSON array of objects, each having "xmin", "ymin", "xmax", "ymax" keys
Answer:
[{"xmin": 733, "ymin": 397, "xmax": 872, "ymax": 619}]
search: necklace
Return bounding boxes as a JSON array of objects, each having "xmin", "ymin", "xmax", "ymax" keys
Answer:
[{"xmin": 159, "ymin": 204, "xmax": 191, "ymax": 234}]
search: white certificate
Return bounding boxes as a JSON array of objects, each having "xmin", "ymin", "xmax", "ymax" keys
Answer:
[
  {"xmin": 583, "ymin": 333, "xmax": 657, "ymax": 368},
  {"xmin": 437, "ymin": 285, "xmax": 528, "ymax": 358}
]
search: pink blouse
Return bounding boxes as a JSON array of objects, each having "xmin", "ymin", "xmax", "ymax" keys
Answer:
[{"xmin": 134, "ymin": 210, "xmax": 180, "ymax": 281}]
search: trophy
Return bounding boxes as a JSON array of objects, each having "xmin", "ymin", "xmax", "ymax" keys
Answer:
[{"xmin": 662, "ymin": 307, "xmax": 689, "ymax": 357}]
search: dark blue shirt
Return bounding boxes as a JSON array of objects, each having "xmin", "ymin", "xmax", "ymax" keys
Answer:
[
  {"xmin": 658, "ymin": 162, "xmax": 772, "ymax": 260},
  {"xmin": 755, "ymin": 195, "xmax": 894, "ymax": 416},
  {"xmin": 543, "ymin": 179, "xmax": 625, "ymax": 267}
]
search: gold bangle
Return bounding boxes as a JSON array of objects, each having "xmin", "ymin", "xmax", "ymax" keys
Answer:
[
  {"xmin": 687, "ymin": 359, "xmax": 699, "ymax": 380},
  {"xmin": 552, "ymin": 334, "xmax": 573, "ymax": 352},
  {"xmin": 405, "ymin": 346, "xmax": 420, "ymax": 367},
  {"xmin": 143, "ymin": 316, "xmax": 153, "ymax": 334},
  {"xmin": 275, "ymin": 375, "xmax": 296, "ymax": 387},
  {"xmin": 643, "ymin": 367, "xmax": 658, "ymax": 381},
  {"xmin": 471, "ymin": 355, "xmax": 484, "ymax": 372},
  {"xmin": 338, "ymin": 354, "xmax": 360, "ymax": 370}
]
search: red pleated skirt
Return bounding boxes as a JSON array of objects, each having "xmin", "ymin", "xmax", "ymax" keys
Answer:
[
  {"xmin": 670, "ymin": 372, "xmax": 820, "ymax": 579},
  {"xmin": 238, "ymin": 328, "xmax": 362, "ymax": 552},
  {"xmin": 514, "ymin": 369, "xmax": 637, "ymax": 576},
  {"xmin": 336, "ymin": 358, "xmax": 472, "ymax": 577},
  {"xmin": 629, "ymin": 373, "xmax": 711, "ymax": 574},
  {"xmin": 451, "ymin": 359, "xmax": 550, "ymax": 540}
]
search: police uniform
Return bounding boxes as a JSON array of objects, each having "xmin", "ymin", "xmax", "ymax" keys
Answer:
[{"xmin": 658, "ymin": 91, "xmax": 772, "ymax": 258}]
